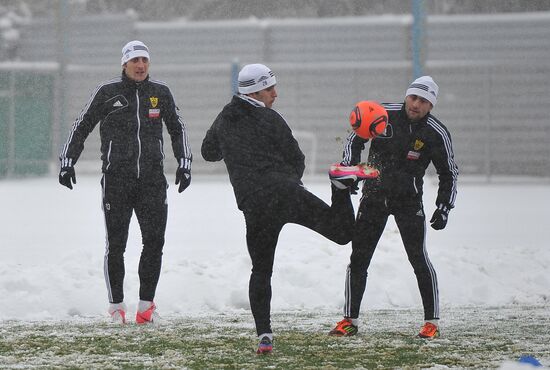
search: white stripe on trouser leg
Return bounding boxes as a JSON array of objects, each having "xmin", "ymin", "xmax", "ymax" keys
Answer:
[
  {"xmin": 101, "ymin": 174, "xmax": 113, "ymax": 303},
  {"xmin": 422, "ymin": 222, "xmax": 439, "ymax": 318},
  {"xmin": 344, "ymin": 264, "xmax": 352, "ymax": 318}
]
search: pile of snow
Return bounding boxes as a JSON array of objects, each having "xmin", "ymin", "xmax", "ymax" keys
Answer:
[{"xmin": 1, "ymin": 175, "xmax": 549, "ymax": 320}]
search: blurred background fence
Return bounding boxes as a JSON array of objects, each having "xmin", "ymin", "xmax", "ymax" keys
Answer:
[{"xmin": 1, "ymin": 9, "xmax": 549, "ymax": 179}]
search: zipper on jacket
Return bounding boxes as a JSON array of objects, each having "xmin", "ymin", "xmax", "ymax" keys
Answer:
[
  {"xmin": 159, "ymin": 139, "xmax": 165, "ymax": 165},
  {"xmin": 413, "ymin": 177, "xmax": 418, "ymax": 194},
  {"xmin": 106, "ymin": 140, "xmax": 112, "ymax": 170},
  {"xmin": 135, "ymin": 90, "xmax": 142, "ymax": 178},
  {"xmin": 409, "ymin": 123, "xmax": 419, "ymax": 195}
]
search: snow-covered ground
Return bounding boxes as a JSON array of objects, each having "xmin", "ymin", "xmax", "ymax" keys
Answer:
[{"xmin": 1, "ymin": 174, "xmax": 549, "ymax": 321}]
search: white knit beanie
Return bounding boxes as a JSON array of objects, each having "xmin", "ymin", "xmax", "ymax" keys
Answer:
[
  {"xmin": 405, "ymin": 75, "xmax": 439, "ymax": 106},
  {"xmin": 121, "ymin": 40, "xmax": 150, "ymax": 66},
  {"xmin": 238, "ymin": 64, "xmax": 277, "ymax": 94}
]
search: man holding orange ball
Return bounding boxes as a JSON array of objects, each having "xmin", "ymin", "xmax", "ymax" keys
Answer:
[{"xmin": 329, "ymin": 76, "xmax": 459, "ymax": 339}]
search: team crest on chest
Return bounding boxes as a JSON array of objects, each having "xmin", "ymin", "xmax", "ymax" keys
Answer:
[
  {"xmin": 408, "ymin": 139, "xmax": 424, "ymax": 160},
  {"xmin": 149, "ymin": 96, "xmax": 160, "ymax": 118}
]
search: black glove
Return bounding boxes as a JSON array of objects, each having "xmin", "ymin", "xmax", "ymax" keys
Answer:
[
  {"xmin": 59, "ymin": 166, "xmax": 76, "ymax": 190},
  {"xmin": 430, "ymin": 204, "xmax": 450, "ymax": 230},
  {"xmin": 175, "ymin": 167, "xmax": 191, "ymax": 193}
]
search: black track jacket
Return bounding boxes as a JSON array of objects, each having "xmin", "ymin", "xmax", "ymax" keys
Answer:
[
  {"xmin": 201, "ymin": 95, "xmax": 305, "ymax": 209},
  {"xmin": 60, "ymin": 73, "xmax": 192, "ymax": 178},
  {"xmin": 342, "ymin": 103, "xmax": 458, "ymax": 208}
]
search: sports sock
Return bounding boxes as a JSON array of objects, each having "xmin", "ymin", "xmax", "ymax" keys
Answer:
[
  {"xmin": 258, "ymin": 332, "xmax": 273, "ymax": 341},
  {"xmin": 138, "ymin": 300, "xmax": 154, "ymax": 312}
]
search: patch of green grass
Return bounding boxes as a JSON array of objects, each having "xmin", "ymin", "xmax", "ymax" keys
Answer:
[{"xmin": 0, "ymin": 305, "xmax": 549, "ymax": 369}]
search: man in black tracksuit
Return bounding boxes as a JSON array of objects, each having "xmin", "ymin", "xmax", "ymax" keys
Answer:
[
  {"xmin": 329, "ymin": 76, "xmax": 458, "ymax": 339},
  {"xmin": 59, "ymin": 41, "xmax": 192, "ymax": 324},
  {"xmin": 201, "ymin": 63, "xmax": 356, "ymax": 354}
]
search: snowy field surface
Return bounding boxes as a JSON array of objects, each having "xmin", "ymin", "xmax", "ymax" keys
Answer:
[{"xmin": 1, "ymin": 174, "xmax": 549, "ymax": 322}]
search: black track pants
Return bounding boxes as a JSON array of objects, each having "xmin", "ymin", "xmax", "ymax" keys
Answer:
[
  {"xmin": 101, "ymin": 173, "xmax": 168, "ymax": 303},
  {"xmin": 344, "ymin": 197, "xmax": 439, "ymax": 321},
  {"xmin": 243, "ymin": 183, "xmax": 355, "ymax": 336}
]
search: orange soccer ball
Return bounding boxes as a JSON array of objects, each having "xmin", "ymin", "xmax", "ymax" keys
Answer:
[{"xmin": 349, "ymin": 101, "xmax": 388, "ymax": 139}]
